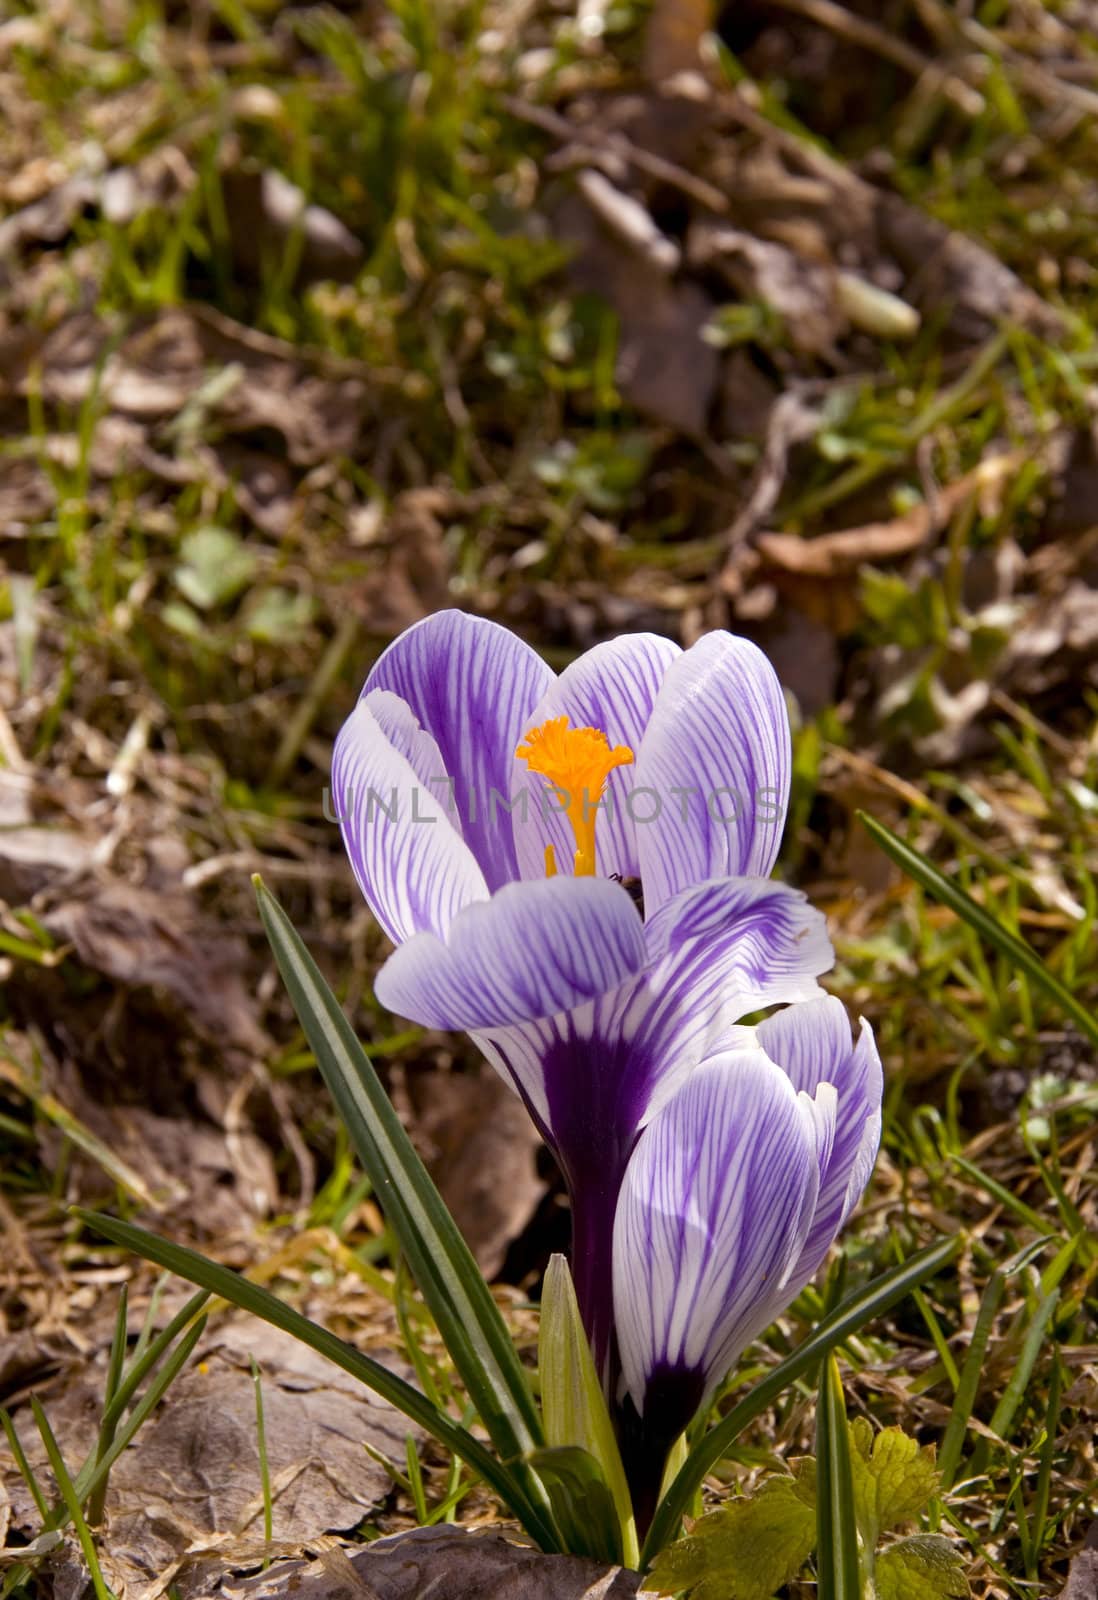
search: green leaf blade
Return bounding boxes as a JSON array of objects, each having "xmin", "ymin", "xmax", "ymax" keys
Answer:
[
  {"xmin": 539, "ymin": 1254, "xmax": 638, "ymax": 1566},
  {"xmin": 527, "ymin": 1446, "xmax": 623, "ymax": 1565},
  {"xmin": 816, "ymin": 1355, "xmax": 861, "ymax": 1600},
  {"xmin": 252, "ymin": 880, "xmax": 558, "ymax": 1542}
]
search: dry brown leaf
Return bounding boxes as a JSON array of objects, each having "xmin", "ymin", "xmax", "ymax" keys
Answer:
[
  {"xmin": 44, "ymin": 881, "xmax": 268, "ymax": 1058},
  {"xmin": 7, "ymin": 308, "xmax": 372, "ymax": 468},
  {"xmin": 221, "ymin": 169, "xmax": 364, "ymax": 288},
  {"xmin": 690, "ymin": 221, "xmax": 845, "ymax": 358},
  {"xmin": 407, "ymin": 1066, "xmax": 545, "ymax": 1279},
  {"xmin": 1057, "ymin": 1541, "xmax": 1098, "ymax": 1600},
  {"xmin": 714, "ymin": 106, "xmax": 1060, "ymax": 340},
  {"xmin": 551, "ymin": 188, "xmax": 719, "ymax": 436},
  {"xmin": 757, "ymin": 453, "xmax": 1024, "ymax": 577},
  {"xmin": 217, "ymin": 1525, "xmax": 642, "ymax": 1600},
  {"xmin": 3, "ymin": 1321, "xmax": 418, "ymax": 1597}
]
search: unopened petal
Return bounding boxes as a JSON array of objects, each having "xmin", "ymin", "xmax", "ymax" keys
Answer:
[
  {"xmin": 757, "ymin": 997, "xmax": 883, "ymax": 1283},
  {"xmin": 613, "ymin": 1049, "xmax": 826, "ymax": 1417}
]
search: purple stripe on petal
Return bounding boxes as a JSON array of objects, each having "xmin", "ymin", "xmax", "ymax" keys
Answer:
[
  {"xmin": 464, "ymin": 875, "xmax": 833, "ymax": 1362},
  {"xmin": 363, "ymin": 689, "xmax": 468, "ymax": 844},
  {"xmin": 476, "ymin": 879, "xmax": 832, "ymax": 1161},
  {"xmin": 375, "ymin": 876, "xmax": 647, "ymax": 1035},
  {"xmin": 757, "ymin": 998, "xmax": 883, "ymax": 1283},
  {"xmin": 629, "ymin": 876, "xmax": 835, "ymax": 1127},
  {"xmin": 612, "ymin": 1050, "xmax": 825, "ymax": 1420},
  {"xmin": 364, "ymin": 610, "xmax": 554, "ymax": 890},
  {"xmin": 635, "ymin": 632, "xmax": 791, "ymax": 914},
  {"xmin": 510, "ymin": 633, "xmax": 682, "ymax": 882},
  {"xmin": 332, "ymin": 700, "xmax": 488, "ymax": 944}
]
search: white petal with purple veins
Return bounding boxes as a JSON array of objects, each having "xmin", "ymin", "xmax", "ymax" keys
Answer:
[
  {"xmin": 364, "ymin": 610, "xmax": 554, "ymax": 890},
  {"xmin": 630, "ymin": 876, "xmax": 834, "ymax": 1126},
  {"xmin": 757, "ymin": 997, "xmax": 883, "ymax": 1283},
  {"xmin": 511, "ymin": 633, "xmax": 682, "ymax": 882},
  {"xmin": 471, "ymin": 876, "xmax": 834, "ymax": 1169},
  {"xmin": 635, "ymin": 632, "xmax": 791, "ymax": 914},
  {"xmin": 613, "ymin": 1049, "xmax": 829, "ymax": 1413},
  {"xmin": 332, "ymin": 700, "xmax": 488, "ymax": 945},
  {"xmin": 375, "ymin": 875, "xmax": 648, "ymax": 1039}
]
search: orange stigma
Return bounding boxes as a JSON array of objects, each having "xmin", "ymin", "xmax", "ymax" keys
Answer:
[{"xmin": 515, "ymin": 715, "xmax": 634, "ymax": 876}]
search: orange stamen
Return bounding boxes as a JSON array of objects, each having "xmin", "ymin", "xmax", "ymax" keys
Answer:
[{"xmin": 515, "ymin": 715, "xmax": 634, "ymax": 876}]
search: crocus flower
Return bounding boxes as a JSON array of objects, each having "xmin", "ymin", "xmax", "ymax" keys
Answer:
[{"xmin": 333, "ymin": 609, "xmax": 881, "ymax": 1516}]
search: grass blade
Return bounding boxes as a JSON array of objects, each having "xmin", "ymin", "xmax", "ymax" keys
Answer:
[
  {"xmin": 987, "ymin": 1289, "xmax": 1060, "ymax": 1444},
  {"xmin": 250, "ymin": 1356, "xmax": 273, "ymax": 1557},
  {"xmin": 815, "ymin": 1355, "xmax": 861, "ymax": 1600},
  {"xmin": 858, "ymin": 812, "xmax": 1098, "ymax": 1050},
  {"xmin": 1, "ymin": 1408, "xmax": 49, "ymax": 1520},
  {"xmin": 253, "ymin": 880, "xmax": 555, "ymax": 1535},
  {"xmin": 937, "ymin": 1271, "xmax": 1005, "ymax": 1491},
  {"xmin": 31, "ymin": 1399, "xmax": 113, "ymax": 1600},
  {"xmin": 73, "ymin": 1206, "xmax": 557, "ymax": 1548},
  {"xmin": 642, "ymin": 1233, "xmax": 958, "ymax": 1564},
  {"xmin": 87, "ymin": 1286, "xmax": 128, "ymax": 1526}
]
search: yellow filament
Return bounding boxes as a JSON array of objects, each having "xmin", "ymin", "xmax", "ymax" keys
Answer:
[{"xmin": 515, "ymin": 715, "xmax": 634, "ymax": 876}]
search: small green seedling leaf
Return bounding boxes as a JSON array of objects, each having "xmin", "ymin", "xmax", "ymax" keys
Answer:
[
  {"xmin": 175, "ymin": 527, "xmax": 258, "ymax": 610},
  {"xmin": 644, "ymin": 1417, "xmax": 969, "ymax": 1600},
  {"xmin": 848, "ymin": 1419, "xmax": 966, "ymax": 1597},
  {"xmin": 876, "ymin": 1534, "xmax": 969, "ymax": 1599},
  {"xmin": 849, "ymin": 1418, "xmax": 941, "ymax": 1547},
  {"xmin": 245, "ymin": 587, "xmax": 315, "ymax": 641},
  {"xmin": 538, "ymin": 1254, "xmax": 638, "ymax": 1567},
  {"xmin": 643, "ymin": 1468, "xmax": 816, "ymax": 1600}
]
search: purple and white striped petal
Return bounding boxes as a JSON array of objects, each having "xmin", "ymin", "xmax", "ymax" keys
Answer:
[
  {"xmin": 757, "ymin": 998, "xmax": 883, "ymax": 1284},
  {"xmin": 612, "ymin": 1049, "xmax": 829, "ymax": 1418},
  {"xmin": 470, "ymin": 880, "xmax": 832, "ymax": 1371},
  {"xmin": 332, "ymin": 698, "xmax": 488, "ymax": 945},
  {"xmin": 473, "ymin": 877, "xmax": 833, "ymax": 1159},
  {"xmin": 374, "ymin": 875, "xmax": 648, "ymax": 1035},
  {"xmin": 510, "ymin": 633, "xmax": 682, "ymax": 882},
  {"xmin": 364, "ymin": 610, "xmax": 554, "ymax": 890},
  {"xmin": 630, "ymin": 876, "xmax": 834, "ymax": 1126},
  {"xmin": 634, "ymin": 632, "xmax": 791, "ymax": 914}
]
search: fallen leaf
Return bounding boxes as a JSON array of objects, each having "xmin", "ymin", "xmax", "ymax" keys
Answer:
[
  {"xmin": 9, "ymin": 308, "xmax": 372, "ymax": 469},
  {"xmin": 216, "ymin": 1524, "xmax": 642, "ymax": 1600},
  {"xmin": 1055, "ymin": 1541, "xmax": 1098, "ymax": 1600},
  {"xmin": 757, "ymin": 453, "xmax": 1024, "ymax": 577},
  {"xmin": 0, "ymin": 825, "xmax": 96, "ymax": 901},
  {"xmin": 221, "ymin": 168, "xmax": 364, "ymax": 288},
  {"xmin": 44, "ymin": 880, "xmax": 269, "ymax": 1058},
  {"xmin": 552, "ymin": 188, "xmax": 719, "ymax": 436},
  {"xmin": 407, "ymin": 1066, "xmax": 545, "ymax": 1279},
  {"xmin": 4, "ymin": 1320, "xmax": 419, "ymax": 1598}
]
